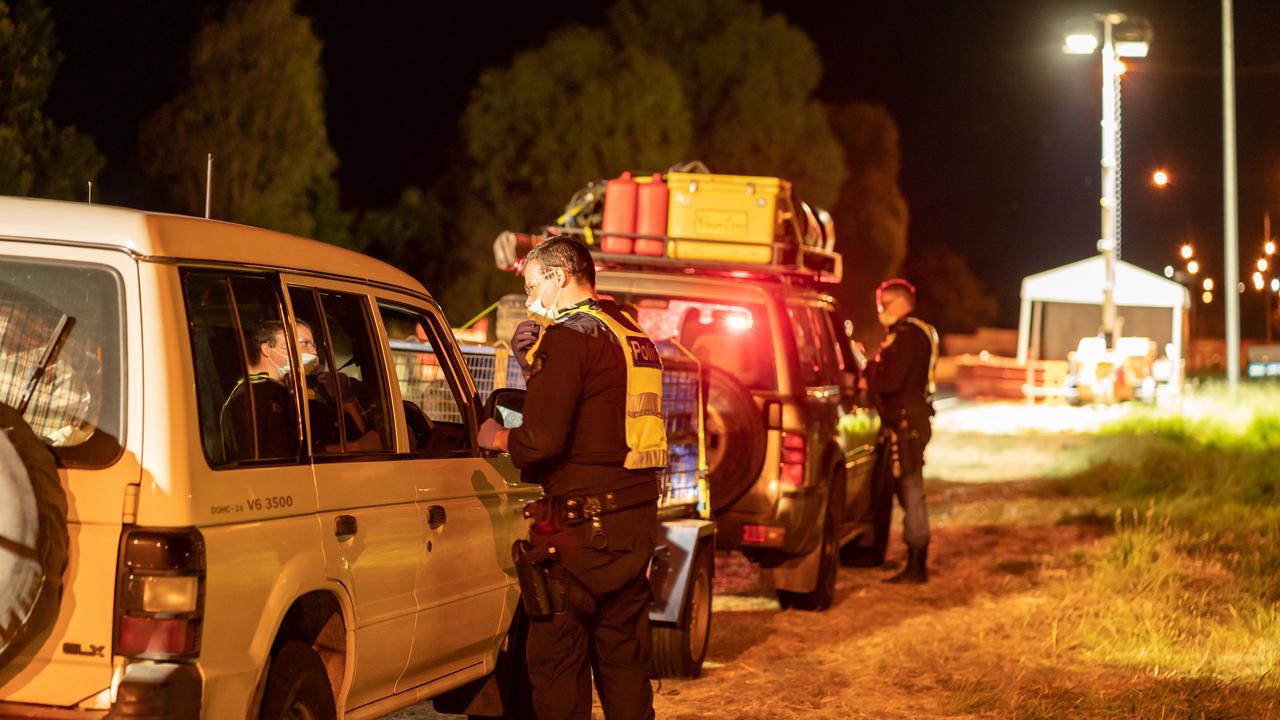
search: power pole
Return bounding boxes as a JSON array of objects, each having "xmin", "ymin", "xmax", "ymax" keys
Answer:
[{"xmin": 1223, "ymin": 0, "xmax": 1241, "ymax": 391}]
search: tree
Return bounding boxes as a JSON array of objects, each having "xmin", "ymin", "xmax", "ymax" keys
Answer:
[
  {"xmin": 0, "ymin": 0, "xmax": 104, "ymax": 199},
  {"xmin": 827, "ymin": 102, "xmax": 909, "ymax": 342},
  {"xmin": 902, "ymin": 243, "xmax": 999, "ymax": 335},
  {"xmin": 461, "ymin": 25, "xmax": 692, "ymax": 235},
  {"xmin": 609, "ymin": 0, "xmax": 845, "ymax": 208},
  {"xmin": 139, "ymin": 0, "xmax": 349, "ymax": 245}
]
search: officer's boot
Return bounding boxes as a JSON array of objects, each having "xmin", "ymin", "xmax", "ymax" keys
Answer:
[{"xmin": 885, "ymin": 546, "xmax": 928, "ymax": 584}]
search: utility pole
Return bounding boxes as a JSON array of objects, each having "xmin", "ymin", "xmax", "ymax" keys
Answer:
[
  {"xmin": 1223, "ymin": 0, "xmax": 1241, "ymax": 392},
  {"xmin": 1098, "ymin": 13, "xmax": 1121, "ymax": 348}
]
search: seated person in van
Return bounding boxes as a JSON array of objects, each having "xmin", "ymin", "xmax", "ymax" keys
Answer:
[
  {"xmin": 219, "ymin": 321, "xmax": 299, "ymax": 462},
  {"xmin": 0, "ymin": 297, "xmax": 100, "ymax": 447},
  {"xmin": 294, "ymin": 320, "xmax": 383, "ymax": 453}
]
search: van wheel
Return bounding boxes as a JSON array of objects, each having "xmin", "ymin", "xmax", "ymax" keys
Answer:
[
  {"xmin": 259, "ymin": 641, "xmax": 336, "ymax": 720},
  {"xmin": 0, "ymin": 403, "xmax": 67, "ymax": 666},
  {"xmin": 704, "ymin": 369, "xmax": 765, "ymax": 512},
  {"xmin": 777, "ymin": 484, "xmax": 839, "ymax": 612},
  {"xmin": 651, "ymin": 543, "xmax": 713, "ymax": 678}
]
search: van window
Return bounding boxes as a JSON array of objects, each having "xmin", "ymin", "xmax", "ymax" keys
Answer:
[
  {"xmin": 289, "ymin": 287, "xmax": 393, "ymax": 456},
  {"xmin": 182, "ymin": 272, "xmax": 302, "ymax": 467},
  {"xmin": 379, "ymin": 303, "xmax": 473, "ymax": 456},
  {"xmin": 0, "ymin": 258, "xmax": 124, "ymax": 467},
  {"xmin": 787, "ymin": 303, "xmax": 824, "ymax": 387}
]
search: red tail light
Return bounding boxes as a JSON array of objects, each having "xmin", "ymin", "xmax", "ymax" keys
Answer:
[
  {"xmin": 115, "ymin": 528, "xmax": 205, "ymax": 659},
  {"xmin": 780, "ymin": 433, "xmax": 806, "ymax": 488}
]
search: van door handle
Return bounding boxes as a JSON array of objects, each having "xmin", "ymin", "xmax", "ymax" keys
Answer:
[
  {"xmin": 427, "ymin": 505, "xmax": 447, "ymax": 529},
  {"xmin": 335, "ymin": 515, "xmax": 358, "ymax": 538}
]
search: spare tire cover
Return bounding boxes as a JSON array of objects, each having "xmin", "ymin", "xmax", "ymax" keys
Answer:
[
  {"xmin": 0, "ymin": 403, "xmax": 67, "ymax": 665},
  {"xmin": 704, "ymin": 369, "xmax": 766, "ymax": 513}
]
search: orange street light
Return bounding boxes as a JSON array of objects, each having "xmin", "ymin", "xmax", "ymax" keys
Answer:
[
  {"xmin": 1266, "ymin": 240, "xmax": 1277, "ymax": 256},
  {"xmin": 1203, "ymin": 277, "xmax": 1214, "ymax": 291},
  {"xmin": 1152, "ymin": 169, "xmax": 1169, "ymax": 187},
  {"xmin": 1187, "ymin": 259, "xmax": 1200, "ymax": 274},
  {"xmin": 1259, "ymin": 258, "xmax": 1270, "ymax": 273},
  {"xmin": 1180, "ymin": 243, "xmax": 1194, "ymax": 260},
  {"xmin": 1253, "ymin": 271, "xmax": 1265, "ymax": 291},
  {"xmin": 1202, "ymin": 290, "xmax": 1214, "ymax": 304}
]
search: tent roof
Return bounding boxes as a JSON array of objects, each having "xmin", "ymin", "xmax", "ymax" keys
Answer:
[{"xmin": 1020, "ymin": 256, "xmax": 1190, "ymax": 309}]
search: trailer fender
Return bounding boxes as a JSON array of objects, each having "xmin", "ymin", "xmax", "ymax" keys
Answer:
[{"xmin": 648, "ymin": 519, "xmax": 715, "ymax": 624}]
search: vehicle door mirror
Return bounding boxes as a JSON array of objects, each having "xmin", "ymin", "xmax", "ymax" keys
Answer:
[{"xmin": 483, "ymin": 388, "xmax": 526, "ymax": 429}]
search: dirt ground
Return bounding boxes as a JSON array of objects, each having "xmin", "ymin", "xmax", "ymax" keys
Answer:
[{"xmin": 648, "ymin": 485, "xmax": 1113, "ymax": 720}]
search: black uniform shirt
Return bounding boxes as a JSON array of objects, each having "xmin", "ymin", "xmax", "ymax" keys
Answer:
[
  {"xmin": 508, "ymin": 299, "xmax": 659, "ymax": 499},
  {"xmin": 865, "ymin": 315, "xmax": 934, "ymax": 423}
]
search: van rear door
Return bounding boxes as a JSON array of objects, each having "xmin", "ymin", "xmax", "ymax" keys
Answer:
[{"xmin": 0, "ymin": 243, "xmax": 142, "ymax": 708}]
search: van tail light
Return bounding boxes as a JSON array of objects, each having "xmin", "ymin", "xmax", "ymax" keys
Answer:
[
  {"xmin": 115, "ymin": 528, "xmax": 205, "ymax": 659},
  {"xmin": 780, "ymin": 433, "xmax": 806, "ymax": 488}
]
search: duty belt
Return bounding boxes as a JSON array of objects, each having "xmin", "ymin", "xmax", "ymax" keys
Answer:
[{"xmin": 523, "ymin": 480, "xmax": 657, "ymax": 549}]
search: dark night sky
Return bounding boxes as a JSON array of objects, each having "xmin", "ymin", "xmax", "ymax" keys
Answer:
[{"xmin": 42, "ymin": 1, "xmax": 1280, "ymax": 330}]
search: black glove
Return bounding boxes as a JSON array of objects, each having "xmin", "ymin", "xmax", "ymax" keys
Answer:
[{"xmin": 512, "ymin": 320, "xmax": 541, "ymax": 374}]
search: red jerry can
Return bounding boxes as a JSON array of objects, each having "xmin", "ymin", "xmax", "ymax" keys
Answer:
[
  {"xmin": 634, "ymin": 173, "xmax": 668, "ymax": 257},
  {"xmin": 602, "ymin": 171, "xmax": 638, "ymax": 254}
]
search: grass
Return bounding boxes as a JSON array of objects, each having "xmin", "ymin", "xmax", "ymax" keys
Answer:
[{"xmin": 915, "ymin": 382, "xmax": 1280, "ymax": 717}]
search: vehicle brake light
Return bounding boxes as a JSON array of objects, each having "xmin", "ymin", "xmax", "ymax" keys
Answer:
[
  {"xmin": 116, "ymin": 529, "xmax": 205, "ymax": 660},
  {"xmin": 780, "ymin": 433, "xmax": 806, "ymax": 488},
  {"xmin": 742, "ymin": 524, "xmax": 786, "ymax": 547},
  {"xmin": 116, "ymin": 617, "xmax": 197, "ymax": 656}
]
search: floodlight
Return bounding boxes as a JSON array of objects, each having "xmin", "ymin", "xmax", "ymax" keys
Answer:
[{"xmin": 1064, "ymin": 33, "xmax": 1099, "ymax": 54}]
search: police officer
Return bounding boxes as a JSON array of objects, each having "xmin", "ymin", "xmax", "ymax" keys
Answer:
[
  {"xmin": 865, "ymin": 279, "xmax": 939, "ymax": 584},
  {"xmin": 477, "ymin": 236, "xmax": 665, "ymax": 720}
]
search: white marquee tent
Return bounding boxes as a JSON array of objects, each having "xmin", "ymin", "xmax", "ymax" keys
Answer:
[{"xmin": 1016, "ymin": 256, "xmax": 1192, "ymax": 370}]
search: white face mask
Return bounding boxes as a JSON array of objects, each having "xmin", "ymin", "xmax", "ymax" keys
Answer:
[
  {"xmin": 526, "ymin": 276, "xmax": 563, "ymax": 325},
  {"xmin": 299, "ymin": 351, "xmax": 319, "ymax": 374},
  {"xmin": 265, "ymin": 346, "xmax": 290, "ymax": 377}
]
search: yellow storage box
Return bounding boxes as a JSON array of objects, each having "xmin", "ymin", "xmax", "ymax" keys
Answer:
[{"xmin": 666, "ymin": 172, "xmax": 781, "ymax": 264}]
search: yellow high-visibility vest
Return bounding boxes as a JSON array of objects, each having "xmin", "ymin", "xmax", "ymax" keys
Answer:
[
  {"xmin": 527, "ymin": 303, "xmax": 668, "ymax": 470},
  {"xmin": 902, "ymin": 317, "xmax": 940, "ymax": 397}
]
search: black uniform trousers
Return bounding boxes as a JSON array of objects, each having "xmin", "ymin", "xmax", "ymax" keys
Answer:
[{"xmin": 526, "ymin": 503, "xmax": 657, "ymax": 720}]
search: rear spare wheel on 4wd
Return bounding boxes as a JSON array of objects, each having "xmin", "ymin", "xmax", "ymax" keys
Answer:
[
  {"xmin": 0, "ymin": 403, "xmax": 67, "ymax": 667},
  {"xmin": 704, "ymin": 369, "xmax": 765, "ymax": 512}
]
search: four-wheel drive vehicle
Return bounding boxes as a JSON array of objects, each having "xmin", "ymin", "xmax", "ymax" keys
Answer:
[
  {"xmin": 0, "ymin": 196, "xmax": 538, "ymax": 719},
  {"xmin": 494, "ymin": 167, "xmax": 887, "ymax": 611}
]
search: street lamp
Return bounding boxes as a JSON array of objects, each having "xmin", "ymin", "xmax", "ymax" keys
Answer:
[
  {"xmin": 1203, "ymin": 277, "xmax": 1214, "ymax": 291},
  {"xmin": 1152, "ymin": 169, "xmax": 1169, "ymax": 187},
  {"xmin": 1180, "ymin": 243, "xmax": 1194, "ymax": 260},
  {"xmin": 1063, "ymin": 11, "xmax": 1153, "ymax": 347},
  {"xmin": 1187, "ymin": 259, "xmax": 1200, "ymax": 274}
]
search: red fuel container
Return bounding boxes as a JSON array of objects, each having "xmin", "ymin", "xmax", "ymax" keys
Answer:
[
  {"xmin": 601, "ymin": 171, "xmax": 638, "ymax": 254},
  {"xmin": 635, "ymin": 173, "xmax": 668, "ymax": 257}
]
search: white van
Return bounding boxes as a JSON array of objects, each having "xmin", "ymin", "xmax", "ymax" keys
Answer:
[{"xmin": 0, "ymin": 196, "xmax": 538, "ymax": 719}]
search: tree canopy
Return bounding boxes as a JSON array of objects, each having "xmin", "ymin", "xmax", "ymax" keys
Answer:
[
  {"xmin": 609, "ymin": 0, "xmax": 844, "ymax": 208},
  {"xmin": 139, "ymin": 0, "xmax": 348, "ymax": 245},
  {"xmin": 462, "ymin": 25, "xmax": 692, "ymax": 234},
  {"xmin": 828, "ymin": 102, "xmax": 910, "ymax": 340},
  {"xmin": 903, "ymin": 243, "xmax": 999, "ymax": 334},
  {"xmin": 0, "ymin": 0, "xmax": 103, "ymax": 199}
]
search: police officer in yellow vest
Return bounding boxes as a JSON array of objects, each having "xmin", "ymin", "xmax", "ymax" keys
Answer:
[
  {"xmin": 865, "ymin": 279, "xmax": 939, "ymax": 584},
  {"xmin": 478, "ymin": 236, "xmax": 664, "ymax": 720}
]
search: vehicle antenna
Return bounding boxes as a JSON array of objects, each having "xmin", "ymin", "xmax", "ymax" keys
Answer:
[
  {"xmin": 204, "ymin": 153, "xmax": 213, "ymax": 219},
  {"xmin": 86, "ymin": 180, "xmax": 93, "ymax": 204}
]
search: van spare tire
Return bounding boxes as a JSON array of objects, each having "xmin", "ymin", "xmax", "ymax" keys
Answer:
[
  {"xmin": 704, "ymin": 369, "xmax": 766, "ymax": 513},
  {"xmin": 0, "ymin": 403, "xmax": 67, "ymax": 665}
]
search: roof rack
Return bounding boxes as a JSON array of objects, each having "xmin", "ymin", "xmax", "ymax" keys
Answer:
[{"xmin": 494, "ymin": 227, "xmax": 843, "ymax": 285}]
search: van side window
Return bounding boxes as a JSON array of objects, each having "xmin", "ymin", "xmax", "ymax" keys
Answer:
[
  {"xmin": 378, "ymin": 303, "xmax": 473, "ymax": 457},
  {"xmin": 289, "ymin": 287, "xmax": 394, "ymax": 457},
  {"xmin": 812, "ymin": 306, "xmax": 844, "ymax": 386},
  {"xmin": 182, "ymin": 272, "xmax": 301, "ymax": 467}
]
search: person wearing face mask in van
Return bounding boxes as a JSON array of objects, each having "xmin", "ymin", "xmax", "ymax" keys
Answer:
[{"xmin": 219, "ymin": 320, "xmax": 300, "ymax": 462}]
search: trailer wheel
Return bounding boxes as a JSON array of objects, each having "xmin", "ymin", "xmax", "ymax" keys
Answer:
[
  {"xmin": 650, "ymin": 543, "xmax": 713, "ymax": 678},
  {"xmin": 0, "ymin": 403, "xmax": 67, "ymax": 667}
]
